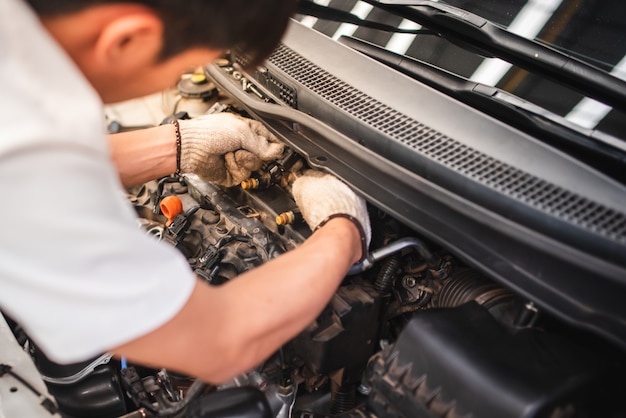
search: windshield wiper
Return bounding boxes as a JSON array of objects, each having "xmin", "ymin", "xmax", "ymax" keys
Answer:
[
  {"xmin": 359, "ymin": 0, "xmax": 626, "ymax": 113},
  {"xmin": 338, "ymin": 35, "xmax": 626, "ymax": 183},
  {"xmin": 296, "ymin": 0, "xmax": 432, "ymax": 34}
]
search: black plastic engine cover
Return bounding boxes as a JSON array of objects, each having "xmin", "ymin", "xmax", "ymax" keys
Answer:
[
  {"xmin": 291, "ymin": 280, "xmax": 382, "ymax": 377},
  {"xmin": 186, "ymin": 386, "xmax": 272, "ymax": 418},
  {"xmin": 365, "ymin": 302, "xmax": 625, "ymax": 418}
]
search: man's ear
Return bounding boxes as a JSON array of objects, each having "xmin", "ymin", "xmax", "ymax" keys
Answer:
[{"xmin": 93, "ymin": 11, "xmax": 164, "ymax": 74}]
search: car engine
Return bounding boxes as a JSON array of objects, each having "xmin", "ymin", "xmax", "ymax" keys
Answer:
[{"xmin": 20, "ymin": 53, "xmax": 622, "ymax": 418}]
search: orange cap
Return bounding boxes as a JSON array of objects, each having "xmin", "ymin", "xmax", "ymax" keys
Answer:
[{"xmin": 160, "ymin": 196, "xmax": 183, "ymax": 226}]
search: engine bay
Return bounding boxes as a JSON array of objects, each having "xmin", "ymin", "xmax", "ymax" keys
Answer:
[{"xmin": 9, "ymin": 55, "xmax": 624, "ymax": 418}]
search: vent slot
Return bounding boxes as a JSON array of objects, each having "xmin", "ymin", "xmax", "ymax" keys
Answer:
[
  {"xmin": 267, "ymin": 45, "xmax": 626, "ymax": 242},
  {"xmin": 258, "ymin": 71, "xmax": 297, "ymax": 108}
]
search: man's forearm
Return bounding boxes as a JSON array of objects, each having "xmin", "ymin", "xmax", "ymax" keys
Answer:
[
  {"xmin": 111, "ymin": 217, "xmax": 362, "ymax": 383},
  {"xmin": 108, "ymin": 124, "xmax": 177, "ymax": 187}
]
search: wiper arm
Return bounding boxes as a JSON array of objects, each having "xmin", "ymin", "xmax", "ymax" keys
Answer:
[
  {"xmin": 363, "ymin": 0, "xmax": 626, "ymax": 113},
  {"xmin": 338, "ymin": 35, "xmax": 626, "ymax": 183},
  {"xmin": 296, "ymin": 0, "xmax": 432, "ymax": 35}
]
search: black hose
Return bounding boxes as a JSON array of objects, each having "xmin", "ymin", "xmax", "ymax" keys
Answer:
[
  {"xmin": 373, "ymin": 254, "xmax": 402, "ymax": 295},
  {"xmin": 330, "ymin": 383, "xmax": 357, "ymax": 415},
  {"xmin": 433, "ymin": 268, "xmax": 513, "ymax": 310}
]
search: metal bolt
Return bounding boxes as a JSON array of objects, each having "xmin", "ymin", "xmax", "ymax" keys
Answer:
[{"xmin": 403, "ymin": 276, "xmax": 417, "ymax": 288}]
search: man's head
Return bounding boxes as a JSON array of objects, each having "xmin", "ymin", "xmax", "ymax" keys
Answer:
[{"xmin": 27, "ymin": 0, "xmax": 296, "ymax": 102}]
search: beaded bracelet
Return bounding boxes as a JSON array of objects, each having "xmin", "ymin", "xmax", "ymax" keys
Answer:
[{"xmin": 171, "ymin": 119, "xmax": 182, "ymax": 177}]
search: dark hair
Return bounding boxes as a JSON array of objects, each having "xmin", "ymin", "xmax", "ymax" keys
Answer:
[{"xmin": 25, "ymin": 0, "xmax": 296, "ymax": 67}]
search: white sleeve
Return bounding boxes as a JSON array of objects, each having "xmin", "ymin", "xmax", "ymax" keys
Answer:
[{"xmin": 0, "ymin": 144, "xmax": 197, "ymax": 364}]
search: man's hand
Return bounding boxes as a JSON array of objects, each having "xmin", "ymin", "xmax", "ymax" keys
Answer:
[
  {"xmin": 179, "ymin": 113, "xmax": 284, "ymax": 187},
  {"xmin": 291, "ymin": 170, "xmax": 370, "ymax": 259}
]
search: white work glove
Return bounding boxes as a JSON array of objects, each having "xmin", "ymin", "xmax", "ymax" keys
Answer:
[
  {"xmin": 179, "ymin": 113, "xmax": 284, "ymax": 187},
  {"xmin": 291, "ymin": 170, "xmax": 371, "ymax": 259}
]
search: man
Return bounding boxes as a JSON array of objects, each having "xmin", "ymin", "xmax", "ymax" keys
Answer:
[{"xmin": 0, "ymin": 0, "xmax": 370, "ymax": 385}]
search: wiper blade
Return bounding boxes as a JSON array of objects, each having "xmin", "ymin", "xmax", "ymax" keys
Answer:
[
  {"xmin": 338, "ymin": 35, "xmax": 626, "ymax": 183},
  {"xmin": 296, "ymin": 0, "xmax": 431, "ymax": 35},
  {"xmin": 363, "ymin": 0, "xmax": 626, "ymax": 113}
]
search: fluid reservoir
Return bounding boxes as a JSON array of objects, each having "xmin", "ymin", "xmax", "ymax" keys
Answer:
[{"xmin": 173, "ymin": 72, "xmax": 218, "ymax": 117}]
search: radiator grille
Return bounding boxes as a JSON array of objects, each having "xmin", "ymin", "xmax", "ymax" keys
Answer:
[{"xmin": 267, "ymin": 45, "xmax": 626, "ymax": 242}]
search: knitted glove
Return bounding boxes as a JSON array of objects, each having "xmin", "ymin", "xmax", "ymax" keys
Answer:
[
  {"xmin": 178, "ymin": 113, "xmax": 284, "ymax": 187},
  {"xmin": 291, "ymin": 170, "xmax": 371, "ymax": 257}
]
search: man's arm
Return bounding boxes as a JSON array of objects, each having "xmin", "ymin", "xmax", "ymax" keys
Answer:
[
  {"xmin": 108, "ymin": 113, "xmax": 284, "ymax": 188},
  {"xmin": 109, "ymin": 124, "xmax": 177, "ymax": 188},
  {"xmin": 111, "ymin": 217, "xmax": 362, "ymax": 384}
]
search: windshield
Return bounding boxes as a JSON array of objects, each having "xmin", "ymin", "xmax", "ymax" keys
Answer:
[{"xmin": 295, "ymin": 0, "xmax": 626, "ymax": 141}]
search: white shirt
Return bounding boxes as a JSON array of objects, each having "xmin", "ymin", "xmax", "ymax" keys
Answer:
[{"xmin": 0, "ymin": 0, "xmax": 196, "ymax": 363}]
